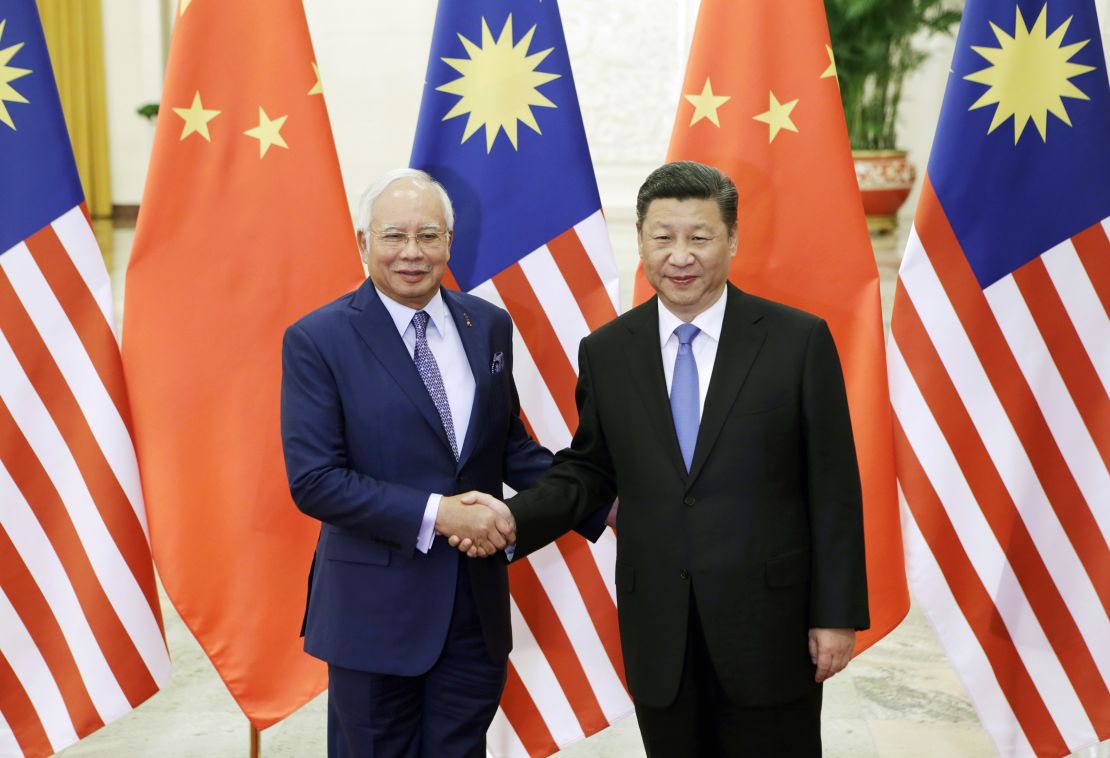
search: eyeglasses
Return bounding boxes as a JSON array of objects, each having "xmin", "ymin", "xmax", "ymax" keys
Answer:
[{"xmin": 369, "ymin": 228, "xmax": 450, "ymax": 252}]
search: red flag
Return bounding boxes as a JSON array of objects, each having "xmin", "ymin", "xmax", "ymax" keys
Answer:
[
  {"xmin": 635, "ymin": 0, "xmax": 908, "ymax": 651},
  {"xmin": 121, "ymin": 0, "xmax": 361, "ymax": 727}
]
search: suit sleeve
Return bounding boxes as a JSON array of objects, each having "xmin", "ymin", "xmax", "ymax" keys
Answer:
[
  {"xmin": 802, "ymin": 319, "xmax": 870, "ymax": 631},
  {"xmin": 500, "ymin": 321, "xmax": 609, "ymax": 544},
  {"xmin": 509, "ymin": 339, "xmax": 617, "ymax": 557},
  {"xmin": 280, "ymin": 322, "xmax": 427, "ymax": 549}
]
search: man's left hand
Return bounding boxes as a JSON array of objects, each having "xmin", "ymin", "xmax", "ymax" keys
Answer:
[{"xmin": 808, "ymin": 627, "xmax": 855, "ymax": 683}]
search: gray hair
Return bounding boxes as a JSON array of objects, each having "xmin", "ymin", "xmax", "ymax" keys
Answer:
[{"xmin": 355, "ymin": 168, "xmax": 455, "ymax": 235}]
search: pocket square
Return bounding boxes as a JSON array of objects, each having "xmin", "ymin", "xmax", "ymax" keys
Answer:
[{"xmin": 490, "ymin": 351, "xmax": 504, "ymax": 374}]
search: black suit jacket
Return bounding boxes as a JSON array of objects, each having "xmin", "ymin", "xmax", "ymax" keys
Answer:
[{"xmin": 509, "ymin": 283, "xmax": 869, "ymax": 708}]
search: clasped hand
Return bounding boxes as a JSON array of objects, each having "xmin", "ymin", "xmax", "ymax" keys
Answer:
[{"xmin": 435, "ymin": 491, "xmax": 514, "ymax": 558}]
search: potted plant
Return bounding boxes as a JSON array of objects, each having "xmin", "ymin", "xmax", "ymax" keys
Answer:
[{"xmin": 826, "ymin": 0, "xmax": 962, "ymax": 233}]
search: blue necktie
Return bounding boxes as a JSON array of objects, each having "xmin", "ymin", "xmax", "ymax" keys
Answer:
[
  {"xmin": 670, "ymin": 323, "xmax": 700, "ymax": 472},
  {"xmin": 412, "ymin": 311, "xmax": 459, "ymax": 460}
]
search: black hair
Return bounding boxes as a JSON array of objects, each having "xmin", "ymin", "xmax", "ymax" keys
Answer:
[{"xmin": 635, "ymin": 161, "xmax": 738, "ymax": 231}]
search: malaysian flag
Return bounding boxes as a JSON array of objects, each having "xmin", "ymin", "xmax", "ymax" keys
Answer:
[
  {"xmin": 889, "ymin": 0, "xmax": 1110, "ymax": 755},
  {"xmin": 0, "ymin": 3, "xmax": 169, "ymax": 757},
  {"xmin": 410, "ymin": 1, "xmax": 629, "ymax": 754}
]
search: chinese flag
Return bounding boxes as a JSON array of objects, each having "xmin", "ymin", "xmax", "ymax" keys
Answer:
[
  {"xmin": 635, "ymin": 0, "xmax": 909, "ymax": 651},
  {"xmin": 122, "ymin": 0, "xmax": 361, "ymax": 727}
]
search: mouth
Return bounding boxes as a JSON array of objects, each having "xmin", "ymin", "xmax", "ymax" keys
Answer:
[
  {"xmin": 668, "ymin": 275, "xmax": 697, "ymax": 287},
  {"xmin": 395, "ymin": 269, "xmax": 430, "ymax": 283}
]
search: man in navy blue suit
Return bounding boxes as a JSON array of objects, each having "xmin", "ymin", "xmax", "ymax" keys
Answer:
[{"xmin": 280, "ymin": 169, "xmax": 604, "ymax": 757}]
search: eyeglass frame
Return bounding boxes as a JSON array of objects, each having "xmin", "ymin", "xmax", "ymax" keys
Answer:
[{"xmin": 366, "ymin": 227, "xmax": 452, "ymax": 252}]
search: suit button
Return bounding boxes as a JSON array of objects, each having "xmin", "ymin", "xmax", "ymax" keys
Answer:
[
  {"xmin": 683, "ymin": 495, "xmax": 695, "ymax": 507},
  {"xmin": 680, "ymin": 569, "xmax": 690, "ymax": 580}
]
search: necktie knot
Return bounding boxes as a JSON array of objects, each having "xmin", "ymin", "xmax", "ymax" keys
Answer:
[
  {"xmin": 412, "ymin": 310, "xmax": 430, "ymax": 339},
  {"xmin": 675, "ymin": 323, "xmax": 700, "ymax": 348}
]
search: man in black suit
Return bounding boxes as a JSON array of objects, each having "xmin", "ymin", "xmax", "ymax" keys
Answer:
[{"xmin": 460, "ymin": 161, "xmax": 869, "ymax": 756}]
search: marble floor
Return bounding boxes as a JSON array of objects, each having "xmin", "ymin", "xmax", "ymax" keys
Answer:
[{"xmin": 57, "ymin": 222, "xmax": 1106, "ymax": 758}]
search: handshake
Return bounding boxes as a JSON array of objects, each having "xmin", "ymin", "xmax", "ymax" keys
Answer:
[{"xmin": 434, "ymin": 491, "xmax": 514, "ymax": 558}]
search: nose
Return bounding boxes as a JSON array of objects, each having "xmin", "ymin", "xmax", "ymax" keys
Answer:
[
  {"xmin": 398, "ymin": 237, "xmax": 423, "ymax": 258},
  {"xmin": 669, "ymin": 244, "xmax": 695, "ymax": 266}
]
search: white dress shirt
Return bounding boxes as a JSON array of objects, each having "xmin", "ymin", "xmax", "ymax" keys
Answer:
[
  {"xmin": 375, "ymin": 286, "xmax": 475, "ymax": 552},
  {"xmin": 657, "ymin": 286, "xmax": 728, "ymax": 420}
]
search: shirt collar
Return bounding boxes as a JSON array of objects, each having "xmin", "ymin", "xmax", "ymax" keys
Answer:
[
  {"xmin": 375, "ymin": 284, "xmax": 448, "ymax": 338},
  {"xmin": 657, "ymin": 286, "xmax": 728, "ymax": 347}
]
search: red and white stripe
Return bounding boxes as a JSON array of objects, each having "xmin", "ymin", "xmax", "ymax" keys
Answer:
[
  {"xmin": 0, "ymin": 207, "xmax": 169, "ymax": 758},
  {"xmin": 889, "ymin": 178, "xmax": 1110, "ymax": 758},
  {"xmin": 466, "ymin": 209, "xmax": 632, "ymax": 757}
]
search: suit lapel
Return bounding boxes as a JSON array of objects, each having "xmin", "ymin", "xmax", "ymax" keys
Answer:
[
  {"xmin": 686, "ymin": 285, "xmax": 766, "ymax": 488},
  {"xmin": 622, "ymin": 298, "xmax": 688, "ymax": 480},
  {"xmin": 444, "ymin": 290, "xmax": 488, "ymax": 468},
  {"xmin": 348, "ymin": 280, "xmax": 455, "ymax": 459}
]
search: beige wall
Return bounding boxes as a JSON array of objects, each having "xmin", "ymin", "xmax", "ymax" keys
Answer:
[{"xmin": 100, "ymin": 0, "xmax": 167, "ymax": 205}]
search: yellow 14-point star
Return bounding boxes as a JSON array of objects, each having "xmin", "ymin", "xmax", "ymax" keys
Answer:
[
  {"xmin": 684, "ymin": 78, "xmax": 730, "ymax": 127},
  {"xmin": 244, "ymin": 107, "xmax": 288, "ymax": 158},
  {"xmin": 1, "ymin": 18, "xmax": 32, "ymax": 130},
  {"xmin": 964, "ymin": 5, "xmax": 1095, "ymax": 143},
  {"xmin": 172, "ymin": 91, "xmax": 220, "ymax": 142},
  {"xmin": 436, "ymin": 14, "xmax": 561, "ymax": 153},
  {"xmin": 753, "ymin": 91, "xmax": 799, "ymax": 143}
]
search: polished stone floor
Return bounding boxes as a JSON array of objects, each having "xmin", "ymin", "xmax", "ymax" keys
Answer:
[{"xmin": 57, "ymin": 223, "xmax": 1106, "ymax": 757}]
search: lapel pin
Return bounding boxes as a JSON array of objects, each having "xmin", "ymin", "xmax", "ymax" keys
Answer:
[{"xmin": 464, "ymin": 312, "xmax": 472, "ymax": 328}]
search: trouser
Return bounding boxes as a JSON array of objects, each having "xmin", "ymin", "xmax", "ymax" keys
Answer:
[
  {"xmin": 634, "ymin": 595, "xmax": 823, "ymax": 757},
  {"xmin": 327, "ymin": 558, "xmax": 506, "ymax": 758}
]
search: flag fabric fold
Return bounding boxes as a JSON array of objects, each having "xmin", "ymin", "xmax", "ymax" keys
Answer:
[
  {"xmin": 1, "ymin": 2, "xmax": 169, "ymax": 756},
  {"xmin": 121, "ymin": 0, "xmax": 361, "ymax": 729},
  {"xmin": 410, "ymin": 1, "xmax": 629, "ymax": 755},
  {"xmin": 889, "ymin": 1, "xmax": 1110, "ymax": 755},
  {"xmin": 637, "ymin": 0, "xmax": 909, "ymax": 653}
]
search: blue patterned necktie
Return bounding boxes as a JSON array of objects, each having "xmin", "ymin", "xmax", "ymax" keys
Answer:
[
  {"xmin": 670, "ymin": 323, "xmax": 701, "ymax": 472},
  {"xmin": 412, "ymin": 311, "xmax": 459, "ymax": 460}
]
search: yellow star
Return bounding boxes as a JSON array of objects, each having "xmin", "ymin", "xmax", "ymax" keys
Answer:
[
  {"xmin": 964, "ymin": 6, "xmax": 1095, "ymax": 143},
  {"xmin": 308, "ymin": 62, "xmax": 323, "ymax": 96},
  {"xmin": 243, "ymin": 107, "xmax": 288, "ymax": 158},
  {"xmin": 172, "ymin": 91, "xmax": 220, "ymax": 142},
  {"xmin": 436, "ymin": 14, "xmax": 561, "ymax": 152},
  {"xmin": 821, "ymin": 45, "xmax": 837, "ymax": 80},
  {"xmin": 753, "ymin": 91, "xmax": 799, "ymax": 143},
  {"xmin": 1, "ymin": 19, "xmax": 32, "ymax": 130},
  {"xmin": 683, "ymin": 78, "xmax": 731, "ymax": 127},
  {"xmin": 179, "ymin": 0, "xmax": 192, "ymax": 16}
]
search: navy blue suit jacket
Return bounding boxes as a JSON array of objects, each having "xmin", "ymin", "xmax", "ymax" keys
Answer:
[{"xmin": 281, "ymin": 279, "xmax": 594, "ymax": 675}]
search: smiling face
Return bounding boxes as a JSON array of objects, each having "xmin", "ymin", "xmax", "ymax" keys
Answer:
[
  {"xmin": 638, "ymin": 197, "xmax": 737, "ymax": 321},
  {"xmin": 357, "ymin": 178, "xmax": 451, "ymax": 310}
]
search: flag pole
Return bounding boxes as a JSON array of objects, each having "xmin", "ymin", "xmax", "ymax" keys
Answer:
[{"xmin": 249, "ymin": 724, "xmax": 260, "ymax": 758}]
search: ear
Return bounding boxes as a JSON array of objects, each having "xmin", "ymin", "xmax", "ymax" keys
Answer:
[
  {"xmin": 728, "ymin": 227, "xmax": 739, "ymax": 258},
  {"xmin": 636, "ymin": 224, "xmax": 646, "ymax": 260},
  {"xmin": 357, "ymin": 231, "xmax": 369, "ymax": 259}
]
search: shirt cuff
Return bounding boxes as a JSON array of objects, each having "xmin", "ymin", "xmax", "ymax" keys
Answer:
[{"xmin": 417, "ymin": 493, "xmax": 441, "ymax": 553}]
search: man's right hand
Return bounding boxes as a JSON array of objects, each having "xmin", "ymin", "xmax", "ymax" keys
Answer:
[{"xmin": 435, "ymin": 491, "xmax": 515, "ymax": 558}]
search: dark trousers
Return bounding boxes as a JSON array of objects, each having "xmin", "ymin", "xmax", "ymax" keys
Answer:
[
  {"xmin": 634, "ymin": 596, "xmax": 823, "ymax": 757},
  {"xmin": 327, "ymin": 557, "xmax": 506, "ymax": 758}
]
